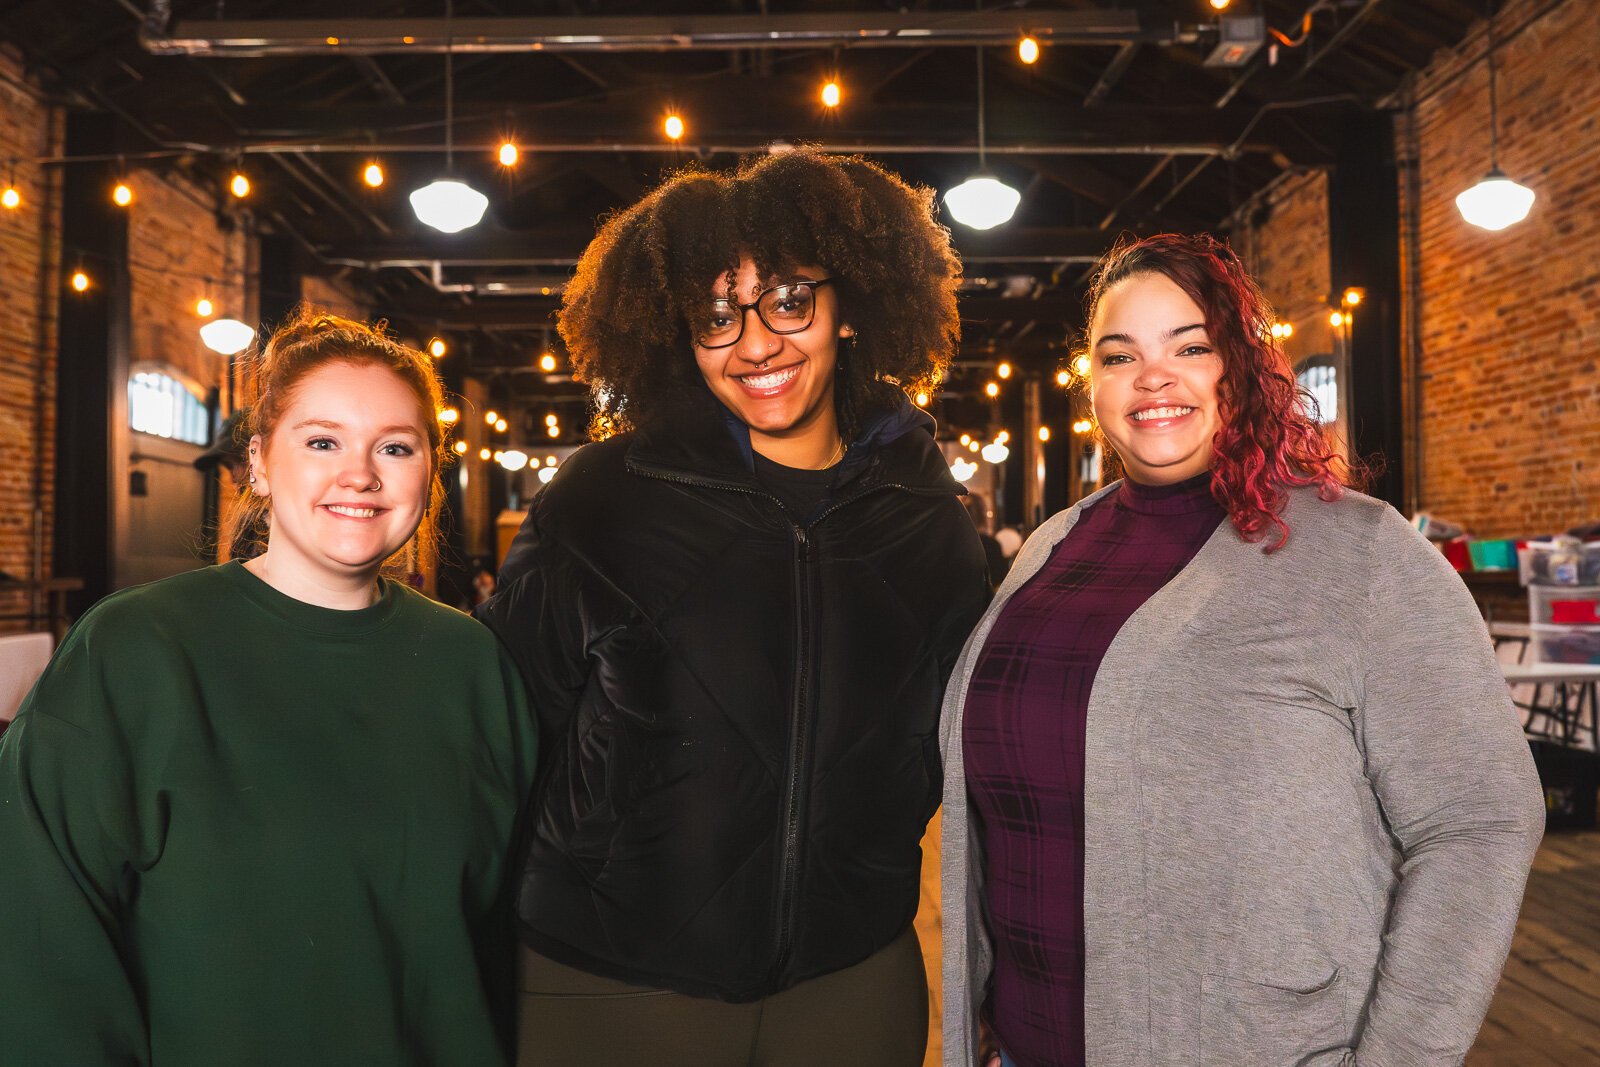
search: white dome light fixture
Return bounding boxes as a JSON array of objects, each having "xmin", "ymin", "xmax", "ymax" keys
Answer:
[
  {"xmin": 944, "ymin": 46, "xmax": 1020, "ymax": 230},
  {"xmin": 498, "ymin": 449, "xmax": 530, "ymax": 472},
  {"xmin": 945, "ymin": 177, "xmax": 1022, "ymax": 231},
  {"xmin": 410, "ymin": 178, "xmax": 489, "ymax": 234},
  {"xmin": 199, "ymin": 317, "xmax": 255, "ymax": 355},
  {"xmin": 1456, "ymin": 5, "xmax": 1535, "ymax": 232},
  {"xmin": 410, "ymin": 0, "xmax": 489, "ymax": 234}
]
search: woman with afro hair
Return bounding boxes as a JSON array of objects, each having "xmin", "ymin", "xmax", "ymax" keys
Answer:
[
  {"xmin": 938, "ymin": 233, "xmax": 1543, "ymax": 1067},
  {"xmin": 477, "ymin": 148, "xmax": 990, "ymax": 1066}
]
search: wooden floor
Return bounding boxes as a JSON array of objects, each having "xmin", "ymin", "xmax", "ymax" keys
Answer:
[{"xmin": 1469, "ymin": 829, "xmax": 1600, "ymax": 1065}]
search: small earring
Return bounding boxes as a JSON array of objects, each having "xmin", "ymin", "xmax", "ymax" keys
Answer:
[{"xmin": 247, "ymin": 465, "xmax": 256, "ymax": 484}]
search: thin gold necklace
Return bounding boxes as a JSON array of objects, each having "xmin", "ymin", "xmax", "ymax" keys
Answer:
[{"xmin": 818, "ymin": 437, "xmax": 846, "ymax": 469}]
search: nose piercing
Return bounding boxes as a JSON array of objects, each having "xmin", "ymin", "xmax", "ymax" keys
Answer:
[{"xmin": 372, "ymin": 479, "xmax": 382, "ymax": 491}]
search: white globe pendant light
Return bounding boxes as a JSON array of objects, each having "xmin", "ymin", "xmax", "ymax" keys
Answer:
[
  {"xmin": 411, "ymin": 0, "xmax": 489, "ymax": 234},
  {"xmin": 944, "ymin": 46, "xmax": 1020, "ymax": 230},
  {"xmin": 1456, "ymin": 5, "xmax": 1535, "ymax": 231},
  {"xmin": 199, "ymin": 317, "xmax": 255, "ymax": 355},
  {"xmin": 1456, "ymin": 168, "xmax": 1535, "ymax": 231},
  {"xmin": 410, "ymin": 178, "xmax": 489, "ymax": 233},
  {"xmin": 945, "ymin": 177, "xmax": 1022, "ymax": 231}
]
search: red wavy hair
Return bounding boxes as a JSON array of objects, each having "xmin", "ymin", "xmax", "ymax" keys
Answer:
[{"xmin": 1083, "ymin": 233, "xmax": 1354, "ymax": 550}]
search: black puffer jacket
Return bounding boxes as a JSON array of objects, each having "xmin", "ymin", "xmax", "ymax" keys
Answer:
[{"xmin": 477, "ymin": 398, "xmax": 989, "ymax": 1002}]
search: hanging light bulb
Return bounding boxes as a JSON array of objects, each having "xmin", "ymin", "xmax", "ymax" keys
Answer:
[
  {"xmin": 499, "ymin": 449, "xmax": 530, "ymax": 471},
  {"xmin": 70, "ymin": 270, "xmax": 91, "ymax": 293},
  {"xmin": 546, "ymin": 423, "xmax": 561, "ymax": 438},
  {"xmin": 478, "ymin": 447, "xmax": 492, "ymax": 461},
  {"xmin": 485, "ymin": 410, "xmax": 499, "ymax": 425},
  {"xmin": 195, "ymin": 298, "xmax": 215, "ymax": 318},
  {"xmin": 429, "ymin": 338, "xmax": 448, "ymax": 358},
  {"xmin": 950, "ymin": 458, "xmax": 979, "ymax": 483},
  {"xmin": 453, "ymin": 440, "xmax": 469, "ymax": 455},
  {"xmin": 1457, "ymin": 6, "xmax": 1535, "ymax": 231},
  {"xmin": 495, "ymin": 418, "xmax": 508, "ymax": 433},
  {"xmin": 820, "ymin": 81, "xmax": 842, "ymax": 108},
  {"xmin": 984, "ymin": 381, "xmax": 1000, "ymax": 398},
  {"xmin": 229, "ymin": 172, "xmax": 251, "ymax": 198},
  {"xmin": 438, "ymin": 406, "xmax": 460, "ymax": 424},
  {"xmin": 498, "ymin": 141, "xmax": 520, "ymax": 167},
  {"xmin": 1038, "ymin": 425, "xmax": 1051, "ymax": 442},
  {"xmin": 544, "ymin": 413, "xmax": 558, "ymax": 427},
  {"xmin": 538, "ymin": 465, "xmax": 558, "ymax": 484},
  {"xmin": 981, "ymin": 440, "xmax": 1011, "ymax": 464},
  {"xmin": 539, "ymin": 353, "xmax": 558, "ymax": 372},
  {"xmin": 996, "ymin": 361, "xmax": 1012, "ymax": 379},
  {"xmin": 200, "ymin": 318, "xmax": 256, "ymax": 355},
  {"xmin": 411, "ymin": 178, "xmax": 489, "ymax": 233},
  {"xmin": 411, "ymin": 9, "xmax": 490, "ymax": 234},
  {"xmin": 1071, "ymin": 354, "xmax": 1091, "ymax": 377},
  {"xmin": 664, "ymin": 114, "xmax": 686, "ymax": 141},
  {"xmin": 1055, "ymin": 369, "xmax": 1071, "ymax": 386},
  {"xmin": 1, "ymin": 185, "xmax": 19, "ymax": 210},
  {"xmin": 944, "ymin": 47, "xmax": 1021, "ymax": 230},
  {"xmin": 112, "ymin": 182, "xmax": 133, "ymax": 207},
  {"xmin": 1018, "ymin": 36, "xmax": 1040, "ymax": 65},
  {"xmin": 363, "ymin": 162, "xmax": 385, "ymax": 188},
  {"xmin": 914, "ymin": 390, "xmax": 930, "ymax": 407}
]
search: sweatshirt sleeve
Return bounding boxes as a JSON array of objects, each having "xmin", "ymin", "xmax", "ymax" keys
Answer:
[
  {"xmin": 0, "ymin": 630, "xmax": 151, "ymax": 1065},
  {"xmin": 1350, "ymin": 506, "xmax": 1545, "ymax": 1065}
]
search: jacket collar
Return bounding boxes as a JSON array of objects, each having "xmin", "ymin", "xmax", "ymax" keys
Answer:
[{"xmin": 625, "ymin": 386, "xmax": 961, "ymax": 497}]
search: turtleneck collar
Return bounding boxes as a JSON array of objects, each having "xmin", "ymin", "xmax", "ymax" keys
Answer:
[{"xmin": 1115, "ymin": 470, "xmax": 1224, "ymax": 517}]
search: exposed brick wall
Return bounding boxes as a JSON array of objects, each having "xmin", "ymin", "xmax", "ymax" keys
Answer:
[
  {"xmin": 1235, "ymin": 169, "xmax": 1334, "ymax": 359},
  {"xmin": 1405, "ymin": 0, "xmax": 1600, "ymax": 538},
  {"xmin": 126, "ymin": 172, "xmax": 236, "ymax": 398},
  {"xmin": 0, "ymin": 47, "xmax": 61, "ymax": 632}
]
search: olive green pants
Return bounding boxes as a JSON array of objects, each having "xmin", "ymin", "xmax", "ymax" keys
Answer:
[{"xmin": 516, "ymin": 927, "xmax": 928, "ymax": 1067}]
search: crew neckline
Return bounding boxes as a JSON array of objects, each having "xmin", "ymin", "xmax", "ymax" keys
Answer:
[
  {"xmin": 752, "ymin": 450, "xmax": 841, "ymax": 484},
  {"xmin": 221, "ymin": 559, "xmax": 404, "ymax": 636}
]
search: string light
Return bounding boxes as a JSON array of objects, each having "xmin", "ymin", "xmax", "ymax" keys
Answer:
[
  {"xmin": 914, "ymin": 390, "xmax": 930, "ymax": 407},
  {"xmin": 1269, "ymin": 322, "xmax": 1294, "ymax": 340},
  {"xmin": 1018, "ymin": 36, "xmax": 1040, "ymax": 64},
  {"xmin": 996, "ymin": 361, "xmax": 1012, "ymax": 379},
  {"xmin": 495, "ymin": 418, "xmax": 508, "ymax": 433},
  {"xmin": 664, "ymin": 114, "xmax": 686, "ymax": 141},
  {"xmin": 539, "ymin": 353, "xmax": 558, "ymax": 372},
  {"xmin": 195, "ymin": 298, "xmax": 214, "ymax": 318},
  {"xmin": 538, "ymin": 466, "xmax": 558, "ymax": 484},
  {"xmin": 821, "ymin": 81, "xmax": 842, "ymax": 108},
  {"xmin": 1055, "ymin": 369, "xmax": 1071, "ymax": 386},
  {"xmin": 478, "ymin": 447, "xmax": 492, "ymax": 461},
  {"xmin": 438, "ymin": 407, "xmax": 460, "ymax": 424},
  {"xmin": 545, "ymin": 455, "xmax": 558, "ymax": 466},
  {"xmin": 1038, "ymin": 425, "xmax": 1051, "ymax": 442},
  {"xmin": 1329, "ymin": 311, "xmax": 1346, "ymax": 328},
  {"xmin": 968, "ymin": 440, "xmax": 980, "ymax": 453},
  {"xmin": 959, "ymin": 433, "xmax": 972, "ymax": 446},
  {"xmin": 1071, "ymin": 354, "xmax": 1091, "ymax": 377},
  {"xmin": 498, "ymin": 141, "xmax": 519, "ymax": 167},
  {"xmin": 544, "ymin": 414, "xmax": 558, "ymax": 427},
  {"xmin": 363, "ymin": 162, "xmax": 385, "ymax": 188},
  {"xmin": 485, "ymin": 410, "xmax": 499, "ymax": 425},
  {"xmin": 984, "ymin": 381, "xmax": 1000, "ymax": 398},
  {"xmin": 1072, "ymin": 418, "xmax": 1094, "ymax": 434},
  {"xmin": 1210, "ymin": 0, "xmax": 1230, "ymax": 9},
  {"xmin": 429, "ymin": 338, "xmax": 447, "ymax": 358},
  {"xmin": 229, "ymin": 173, "xmax": 251, "ymax": 198},
  {"xmin": 546, "ymin": 424, "xmax": 561, "ymax": 438},
  {"xmin": 70, "ymin": 270, "xmax": 90, "ymax": 292},
  {"xmin": 1, "ymin": 185, "xmax": 18, "ymax": 210},
  {"xmin": 112, "ymin": 182, "xmax": 133, "ymax": 207},
  {"xmin": 453, "ymin": 440, "xmax": 469, "ymax": 454},
  {"xmin": 1342, "ymin": 287, "xmax": 1364, "ymax": 307}
]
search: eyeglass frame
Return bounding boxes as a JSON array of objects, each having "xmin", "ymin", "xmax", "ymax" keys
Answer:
[{"xmin": 694, "ymin": 277, "xmax": 836, "ymax": 350}]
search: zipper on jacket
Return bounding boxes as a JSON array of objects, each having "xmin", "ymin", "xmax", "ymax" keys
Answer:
[{"xmin": 773, "ymin": 522, "xmax": 812, "ymax": 977}]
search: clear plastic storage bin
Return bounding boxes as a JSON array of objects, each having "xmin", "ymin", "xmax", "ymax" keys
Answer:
[{"xmin": 1528, "ymin": 584, "xmax": 1600, "ymax": 666}]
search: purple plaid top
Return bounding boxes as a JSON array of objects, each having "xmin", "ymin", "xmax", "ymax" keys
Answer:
[{"xmin": 963, "ymin": 473, "xmax": 1225, "ymax": 1067}]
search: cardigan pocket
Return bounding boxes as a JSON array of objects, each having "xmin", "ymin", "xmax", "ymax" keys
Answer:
[{"xmin": 1199, "ymin": 968, "xmax": 1352, "ymax": 1067}]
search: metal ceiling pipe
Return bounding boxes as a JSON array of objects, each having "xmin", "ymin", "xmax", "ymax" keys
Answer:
[{"xmin": 144, "ymin": 13, "xmax": 1199, "ymax": 57}]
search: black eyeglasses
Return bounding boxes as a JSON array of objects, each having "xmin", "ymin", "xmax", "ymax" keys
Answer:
[{"xmin": 696, "ymin": 278, "xmax": 834, "ymax": 349}]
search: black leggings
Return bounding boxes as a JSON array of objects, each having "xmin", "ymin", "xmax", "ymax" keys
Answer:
[{"xmin": 516, "ymin": 927, "xmax": 928, "ymax": 1067}]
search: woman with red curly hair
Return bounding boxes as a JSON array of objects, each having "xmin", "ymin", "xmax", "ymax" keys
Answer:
[{"xmin": 939, "ymin": 234, "xmax": 1543, "ymax": 1067}]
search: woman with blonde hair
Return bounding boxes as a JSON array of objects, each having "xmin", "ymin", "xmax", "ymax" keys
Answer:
[{"xmin": 0, "ymin": 307, "xmax": 537, "ymax": 1065}]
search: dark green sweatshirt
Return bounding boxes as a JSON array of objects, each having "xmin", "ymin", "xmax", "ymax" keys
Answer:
[{"xmin": 0, "ymin": 561, "xmax": 537, "ymax": 1066}]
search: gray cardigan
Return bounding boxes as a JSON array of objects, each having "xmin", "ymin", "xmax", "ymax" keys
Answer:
[{"xmin": 940, "ymin": 484, "xmax": 1545, "ymax": 1067}]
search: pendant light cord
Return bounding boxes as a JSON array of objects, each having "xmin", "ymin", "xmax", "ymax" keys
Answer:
[
  {"xmin": 975, "ymin": 45, "xmax": 987, "ymax": 170},
  {"xmin": 445, "ymin": 0, "xmax": 455, "ymax": 172},
  {"xmin": 1485, "ymin": 0, "xmax": 1500, "ymax": 169}
]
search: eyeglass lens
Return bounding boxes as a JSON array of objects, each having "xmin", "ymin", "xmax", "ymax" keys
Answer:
[{"xmin": 700, "ymin": 283, "xmax": 818, "ymax": 347}]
